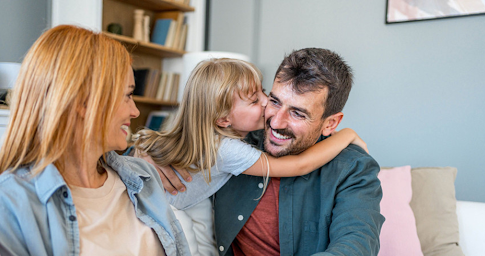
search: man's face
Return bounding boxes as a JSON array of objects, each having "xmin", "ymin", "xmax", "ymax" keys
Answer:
[{"xmin": 264, "ymin": 80, "xmax": 328, "ymax": 157}]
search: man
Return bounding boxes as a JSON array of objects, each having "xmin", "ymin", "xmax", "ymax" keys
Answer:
[{"xmin": 213, "ymin": 48, "xmax": 384, "ymax": 255}]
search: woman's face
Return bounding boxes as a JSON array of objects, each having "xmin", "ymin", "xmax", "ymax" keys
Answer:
[
  {"xmin": 226, "ymin": 85, "xmax": 268, "ymax": 137},
  {"xmin": 106, "ymin": 67, "xmax": 140, "ymax": 151}
]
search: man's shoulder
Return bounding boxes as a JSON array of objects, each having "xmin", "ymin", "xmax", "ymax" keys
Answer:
[
  {"xmin": 244, "ymin": 129, "xmax": 265, "ymax": 148},
  {"xmin": 324, "ymin": 144, "xmax": 380, "ymax": 177}
]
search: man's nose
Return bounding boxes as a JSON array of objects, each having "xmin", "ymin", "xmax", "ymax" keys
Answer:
[{"xmin": 270, "ymin": 108, "xmax": 288, "ymax": 130}]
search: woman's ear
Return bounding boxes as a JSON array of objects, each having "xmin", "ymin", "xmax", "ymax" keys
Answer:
[
  {"xmin": 216, "ymin": 116, "xmax": 231, "ymax": 128},
  {"xmin": 320, "ymin": 112, "xmax": 344, "ymax": 136}
]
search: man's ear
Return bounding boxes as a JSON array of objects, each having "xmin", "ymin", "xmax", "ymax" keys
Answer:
[
  {"xmin": 321, "ymin": 112, "xmax": 344, "ymax": 136},
  {"xmin": 216, "ymin": 116, "xmax": 231, "ymax": 128}
]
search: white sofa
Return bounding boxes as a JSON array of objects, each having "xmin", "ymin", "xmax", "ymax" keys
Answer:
[
  {"xmin": 456, "ymin": 200, "xmax": 485, "ymax": 256},
  {"xmin": 379, "ymin": 166, "xmax": 484, "ymax": 256}
]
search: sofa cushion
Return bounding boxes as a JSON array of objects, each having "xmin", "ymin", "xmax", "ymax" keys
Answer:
[
  {"xmin": 378, "ymin": 166, "xmax": 422, "ymax": 256},
  {"xmin": 410, "ymin": 167, "xmax": 464, "ymax": 256}
]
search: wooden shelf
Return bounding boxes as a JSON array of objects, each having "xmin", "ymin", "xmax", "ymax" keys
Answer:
[
  {"xmin": 133, "ymin": 96, "xmax": 178, "ymax": 106},
  {"xmin": 114, "ymin": 0, "xmax": 194, "ymax": 12},
  {"xmin": 103, "ymin": 32, "xmax": 185, "ymax": 58}
]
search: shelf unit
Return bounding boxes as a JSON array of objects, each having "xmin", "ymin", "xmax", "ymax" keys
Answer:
[{"xmin": 102, "ymin": 0, "xmax": 193, "ymax": 131}]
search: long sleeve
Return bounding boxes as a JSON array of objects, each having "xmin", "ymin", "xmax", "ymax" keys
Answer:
[{"xmin": 316, "ymin": 149, "xmax": 384, "ymax": 256}]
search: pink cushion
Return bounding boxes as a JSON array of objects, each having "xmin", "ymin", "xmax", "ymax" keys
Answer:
[{"xmin": 378, "ymin": 166, "xmax": 422, "ymax": 256}]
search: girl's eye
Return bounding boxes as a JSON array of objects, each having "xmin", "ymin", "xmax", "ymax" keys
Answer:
[
  {"xmin": 127, "ymin": 92, "xmax": 134, "ymax": 99},
  {"xmin": 252, "ymin": 98, "xmax": 259, "ymax": 104}
]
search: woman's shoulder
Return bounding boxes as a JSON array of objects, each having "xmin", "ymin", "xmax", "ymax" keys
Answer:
[
  {"xmin": 0, "ymin": 166, "xmax": 35, "ymax": 194},
  {"xmin": 105, "ymin": 151, "xmax": 159, "ymax": 178}
]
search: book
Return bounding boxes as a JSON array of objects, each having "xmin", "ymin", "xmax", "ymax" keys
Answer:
[
  {"xmin": 156, "ymin": 71, "xmax": 168, "ymax": 100},
  {"xmin": 151, "ymin": 19, "xmax": 171, "ymax": 46},
  {"xmin": 156, "ymin": 11, "xmax": 184, "ymax": 48},
  {"xmin": 145, "ymin": 69, "xmax": 160, "ymax": 99},
  {"xmin": 177, "ymin": 23, "xmax": 188, "ymax": 50},
  {"xmin": 170, "ymin": 73, "xmax": 180, "ymax": 101},
  {"xmin": 164, "ymin": 21, "xmax": 178, "ymax": 48},
  {"xmin": 163, "ymin": 72, "xmax": 175, "ymax": 101},
  {"xmin": 133, "ymin": 68, "xmax": 150, "ymax": 96},
  {"xmin": 145, "ymin": 69, "xmax": 161, "ymax": 98}
]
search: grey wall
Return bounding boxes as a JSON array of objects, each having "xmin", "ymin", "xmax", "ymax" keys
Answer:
[
  {"xmin": 0, "ymin": 0, "xmax": 50, "ymax": 62},
  {"xmin": 208, "ymin": 1, "xmax": 260, "ymax": 60},
  {"xmin": 209, "ymin": 0, "xmax": 485, "ymax": 202}
]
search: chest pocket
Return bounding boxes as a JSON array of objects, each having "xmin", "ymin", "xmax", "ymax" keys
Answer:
[{"xmin": 302, "ymin": 216, "xmax": 331, "ymax": 253}]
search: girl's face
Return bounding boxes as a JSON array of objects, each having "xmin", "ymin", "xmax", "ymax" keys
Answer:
[
  {"xmin": 106, "ymin": 67, "xmax": 140, "ymax": 151},
  {"xmin": 226, "ymin": 86, "xmax": 268, "ymax": 137}
]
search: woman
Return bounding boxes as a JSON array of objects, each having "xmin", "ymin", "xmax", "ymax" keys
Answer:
[{"xmin": 0, "ymin": 25, "xmax": 190, "ymax": 256}]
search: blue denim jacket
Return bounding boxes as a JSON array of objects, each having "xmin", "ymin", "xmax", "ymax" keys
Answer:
[
  {"xmin": 214, "ymin": 131, "xmax": 385, "ymax": 256},
  {"xmin": 0, "ymin": 151, "xmax": 191, "ymax": 256}
]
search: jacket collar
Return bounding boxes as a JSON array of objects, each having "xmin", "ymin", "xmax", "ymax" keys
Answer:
[
  {"xmin": 34, "ymin": 164, "xmax": 68, "ymax": 204},
  {"xmin": 34, "ymin": 151, "xmax": 151, "ymax": 204}
]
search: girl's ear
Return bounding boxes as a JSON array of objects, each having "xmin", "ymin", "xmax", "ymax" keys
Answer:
[{"xmin": 216, "ymin": 116, "xmax": 231, "ymax": 128}]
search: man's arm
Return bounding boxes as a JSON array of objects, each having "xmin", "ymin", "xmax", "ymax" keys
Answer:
[{"xmin": 318, "ymin": 149, "xmax": 385, "ymax": 256}]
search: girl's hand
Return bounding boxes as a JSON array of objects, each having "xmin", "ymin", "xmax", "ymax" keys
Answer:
[
  {"xmin": 332, "ymin": 128, "xmax": 369, "ymax": 153},
  {"xmin": 135, "ymin": 150, "xmax": 192, "ymax": 195}
]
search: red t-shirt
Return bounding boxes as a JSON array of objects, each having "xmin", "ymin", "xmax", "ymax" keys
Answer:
[{"xmin": 232, "ymin": 178, "xmax": 280, "ymax": 256}]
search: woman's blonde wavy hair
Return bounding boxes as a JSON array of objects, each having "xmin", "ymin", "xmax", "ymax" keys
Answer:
[
  {"xmin": 134, "ymin": 58, "xmax": 263, "ymax": 182},
  {"xmin": 0, "ymin": 25, "xmax": 131, "ymax": 176}
]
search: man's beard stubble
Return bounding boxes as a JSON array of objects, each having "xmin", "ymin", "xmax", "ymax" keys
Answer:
[{"xmin": 263, "ymin": 117, "xmax": 322, "ymax": 158}]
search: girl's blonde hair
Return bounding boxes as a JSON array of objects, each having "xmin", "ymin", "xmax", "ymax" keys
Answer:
[
  {"xmin": 134, "ymin": 58, "xmax": 263, "ymax": 182},
  {"xmin": 0, "ymin": 25, "xmax": 131, "ymax": 176}
]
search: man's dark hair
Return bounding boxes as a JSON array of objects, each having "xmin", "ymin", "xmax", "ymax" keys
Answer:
[{"xmin": 274, "ymin": 48, "xmax": 353, "ymax": 119}]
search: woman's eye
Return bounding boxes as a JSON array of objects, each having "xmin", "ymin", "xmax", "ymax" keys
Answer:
[{"xmin": 252, "ymin": 98, "xmax": 259, "ymax": 104}]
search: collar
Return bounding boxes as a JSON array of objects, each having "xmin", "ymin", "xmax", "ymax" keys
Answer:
[
  {"xmin": 34, "ymin": 164, "xmax": 68, "ymax": 204},
  {"xmin": 104, "ymin": 151, "xmax": 151, "ymax": 193}
]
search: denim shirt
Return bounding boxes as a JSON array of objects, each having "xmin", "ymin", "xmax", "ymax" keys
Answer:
[
  {"xmin": 214, "ymin": 130, "xmax": 385, "ymax": 256},
  {"xmin": 0, "ymin": 151, "xmax": 191, "ymax": 256}
]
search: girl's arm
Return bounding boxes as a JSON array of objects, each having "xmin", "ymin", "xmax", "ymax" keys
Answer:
[{"xmin": 242, "ymin": 128, "xmax": 367, "ymax": 177}]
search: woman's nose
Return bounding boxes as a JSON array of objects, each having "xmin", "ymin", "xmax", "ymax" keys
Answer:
[{"xmin": 131, "ymin": 103, "xmax": 140, "ymax": 118}]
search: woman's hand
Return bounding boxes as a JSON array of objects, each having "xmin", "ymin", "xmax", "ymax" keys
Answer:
[{"xmin": 134, "ymin": 150, "xmax": 192, "ymax": 195}]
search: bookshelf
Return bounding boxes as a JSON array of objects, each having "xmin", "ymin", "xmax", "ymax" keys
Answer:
[{"xmin": 102, "ymin": 0, "xmax": 193, "ymax": 131}]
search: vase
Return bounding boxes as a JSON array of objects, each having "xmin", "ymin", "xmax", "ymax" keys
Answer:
[
  {"xmin": 143, "ymin": 15, "xmax": 150, "ymax": 42},
  {"xmin": 133, "ymin": 9, "xmax": 144, "ymax": 41}
]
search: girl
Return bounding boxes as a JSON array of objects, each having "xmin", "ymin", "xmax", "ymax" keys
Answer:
[{"xmin": 134, "ymin": 58, "xmax": 367, "ymax": 255}]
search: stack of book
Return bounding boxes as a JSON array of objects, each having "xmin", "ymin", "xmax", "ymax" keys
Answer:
[
  {"xmin": 151, "ymin": 11, "xmax": 188, "ymax": 51},
  {"xmin": 133, "ymin": 68, "xmax": 180, "ymax": 102}
]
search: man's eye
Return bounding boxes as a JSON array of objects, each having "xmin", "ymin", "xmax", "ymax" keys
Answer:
[{"xmin": 292, "ymin": 111, "xmax": 304, "ymax": 118}]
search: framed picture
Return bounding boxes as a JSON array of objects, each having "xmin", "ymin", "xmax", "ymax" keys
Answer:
[
  {"xmin": 145, "ymin": 111, "xmax": 171, "ymax": 131},
  {"xmin": 386, "ymin": 0, "xmax": 485, "ymax": 24}
]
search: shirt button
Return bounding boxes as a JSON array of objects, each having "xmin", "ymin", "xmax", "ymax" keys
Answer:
[
  {"xmin": 69, "ymin": 215, "xmax": 76, "ymax": 221},
  {"xmin": 63, "ymin": 191, "xmax": 68, "ymax": 198},
  {"xmin": 219, "ymin": 246, "xmax": 224, "ymax": 251},
  {"xmin": 258, "ymin": 183, "xmax": 264, "ymax": 189},
  {"xmin": 238, "ymin": 215, "xmax": 244, "ymax": 221}
]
